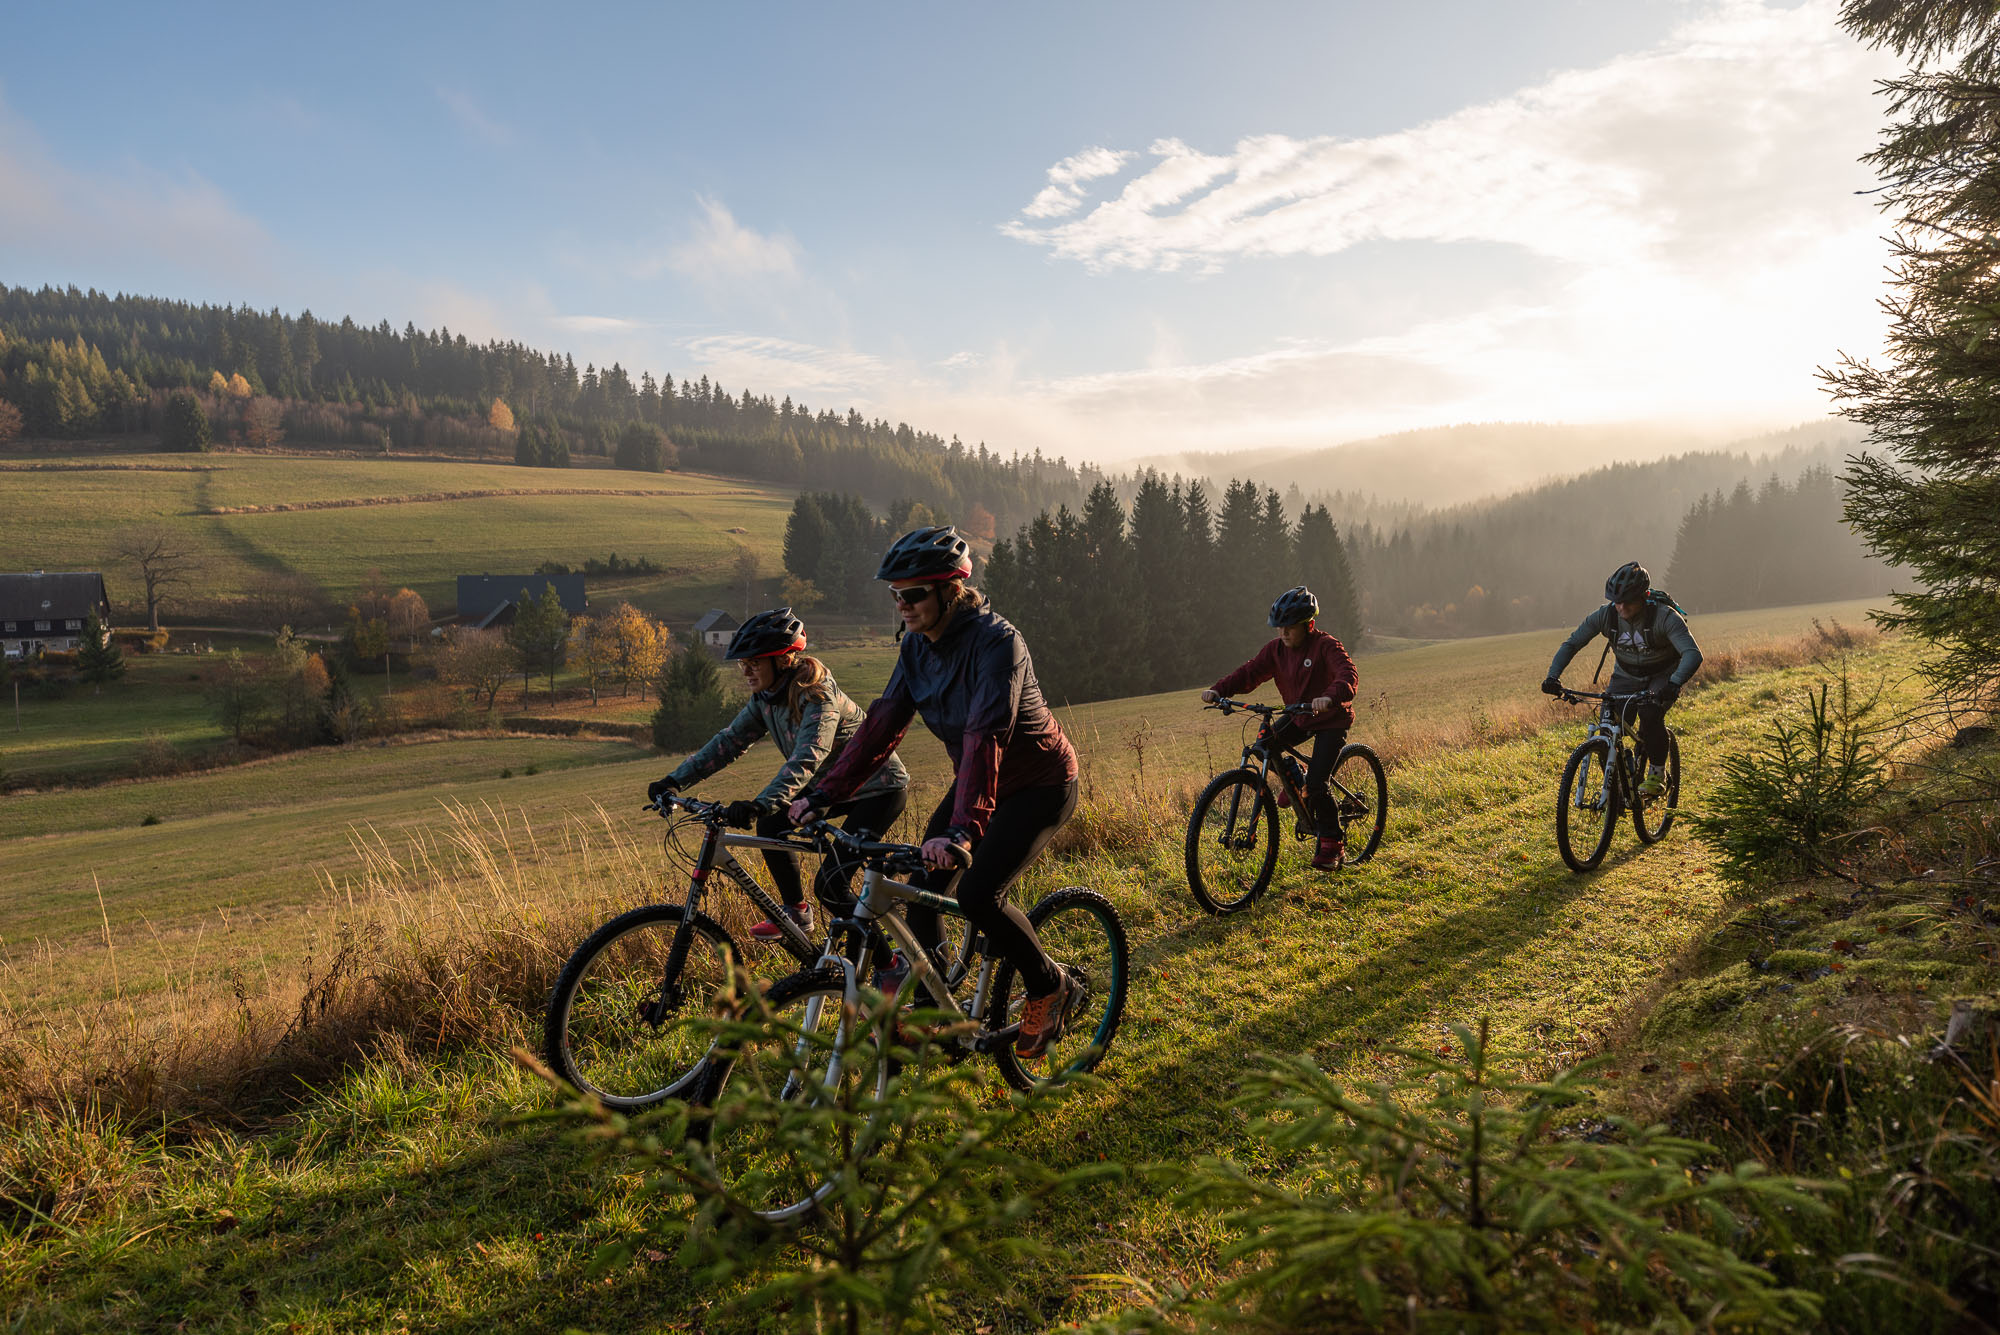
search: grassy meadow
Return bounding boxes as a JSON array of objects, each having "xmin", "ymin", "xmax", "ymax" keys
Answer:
[
  {"xmin": 10, "ymin": 593, "xmax": 1987, "ymax": 1333},
  {"xmin": 0, "ymin": 452, "xmax": 795, "ymax": 622}
]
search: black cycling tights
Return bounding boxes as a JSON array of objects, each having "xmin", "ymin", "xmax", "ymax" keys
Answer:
[
  {"xmin": 1608, "ymin": 671, "xmax": 1674, "ymax": 765},
  {"xmin": 1265, "ymin": 718, "xmax": 1348, "ymax": 829},
  {"xmin": 755, "ymin": 788, "xmax": 909, "ymax": 908},
  {"xmin": 906, "ymin": 779, "xmax": 1077, "ymax": 999}
]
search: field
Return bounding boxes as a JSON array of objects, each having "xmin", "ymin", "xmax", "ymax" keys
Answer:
[
  {"xmin": 10, "ymin": 596, "xmax": 1980, "ymax": 1333},
  {"xmin": 0, "ymin": 452, "xmax": 796, "ymax": 622}
]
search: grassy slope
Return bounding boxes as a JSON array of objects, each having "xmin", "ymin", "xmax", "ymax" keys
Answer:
[
  {"xmin": 0, "ymin": 605, "xmax": 1938, "ymax": 1332},
  {"xmin": 0, "ymin": 452, "xmax": 793, "ymax": 620}
]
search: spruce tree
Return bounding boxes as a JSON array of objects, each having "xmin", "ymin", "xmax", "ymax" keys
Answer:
[
  {"xmin": 76, "ymin": 613, "xmax": 125, "ymax": 688},
  {"xmin": 162, "ymin": 390, "xmax": 211, "ymax": 452},
  {"xmin": 1825, "ymin": 0, "xmax": 2000, "ymax": 697}
]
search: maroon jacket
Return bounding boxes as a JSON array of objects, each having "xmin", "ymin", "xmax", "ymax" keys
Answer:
[
  {"xmin": 1212, "ymin": 631, "xmax": 1359, "ymax": 732},
  {"xmin": 812, "ymin": 597, "xmax": 1077, "ymax": 841}
]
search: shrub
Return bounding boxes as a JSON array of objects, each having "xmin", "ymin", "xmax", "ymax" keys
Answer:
[
  {"xmin": 133, "ymin": 733, "xmax": 178, "ymax": 776},
  {"xmin": 140, "ymin": 814, "xmax": 161, "ymax": 827},
  {"xmin": 1691, "ymin": 672, "xmax": 1889, "ymax": 884},
  {"xmin": 535, "ymin": 986, "xmax": 1113, "ymax": 1335},
  {"xmin": 1168, "ymin": 1021, "xmax": 1829, "ymax": 1332}
]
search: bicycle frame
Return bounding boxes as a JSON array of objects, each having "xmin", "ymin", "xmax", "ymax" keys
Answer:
[
  {"xmin": 1211, "ymin": 698, "xmax": 1366, "ymax": 835},
  {"xmin": 1564, "ymin": 692, "xmax": 1647, "ymax": 812}
]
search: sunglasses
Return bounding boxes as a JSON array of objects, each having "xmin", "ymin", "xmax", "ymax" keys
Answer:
[{"xmin": 889, "ymin": 585, "xmax": 935, "ymax": 607}]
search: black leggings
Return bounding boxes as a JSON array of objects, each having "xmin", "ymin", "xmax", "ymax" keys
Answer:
[
  {"xmin": 1266, "ymin": 718, "xmax": 1348, "ymax": 829},
  {"xmin": 1607, "ymin": 671, "xmax": 1674, "ymax": 765},
  {"xmin": 755, "ymin": 788, "xmax": 909, "ymax": 909},
  {"xmin": 907, "ymin": 780, "xmax": 1077, "ymax": 998}
]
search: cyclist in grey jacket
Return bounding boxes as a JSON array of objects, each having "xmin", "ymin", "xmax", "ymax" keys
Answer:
[
  {"xmin": 647, "ymin": 608, "xmax": 908, "ymax": 941},
  {"xmin": 1541, "ymin": 561, "xmax": 1702, "ymax": 798}
]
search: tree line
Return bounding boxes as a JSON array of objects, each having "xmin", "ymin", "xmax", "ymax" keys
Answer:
[
  {"xmin": 0, "ymin": 284, "xmax": 1097, "ymax": 537},
  {"xmin": 980, "ymin": 477, "xmax": 1361, "ymax": 704},
  {"xmin": 1666, "ymin": 468, "xmax": 1898, "ymax": 613}
]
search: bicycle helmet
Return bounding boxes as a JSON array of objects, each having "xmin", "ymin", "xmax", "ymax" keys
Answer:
[
  {"xmin": 1268, "ymin": 585, "xmax": 1319, "ymax": 628},
  {"xmin": 724, "ymin": 607, "xmax": 807, "ymax": 660},
  {"xmin": 1605, "ymin": 561, "xmax": 1651, "ymax": 602},
  {"xmin": 876, "ymin": 525, "xmax": 972, "ymax": 582}
]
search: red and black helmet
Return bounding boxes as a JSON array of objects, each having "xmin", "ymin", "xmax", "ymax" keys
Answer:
[
  {"xmin": 876, "ymin": 525, "xmax": 972, "ymax": 582},
  {"xmin": 725, "ymin": 607, "xmax": 807, "ymax": 660}
]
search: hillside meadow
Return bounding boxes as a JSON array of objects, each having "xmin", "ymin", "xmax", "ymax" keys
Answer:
[
  {"xmin": 5, "ymin": 604, "xmax": 1975, "ymax": 1332},
  {"xmin": 0, "ymin": 452, "xmax": 794, "ymax": 622}
]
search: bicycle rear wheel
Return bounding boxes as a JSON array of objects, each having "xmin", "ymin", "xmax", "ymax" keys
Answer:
[
  {"xmin": 1184, "ymin": 768, "xmax": 1279, "ymax": 914},
  {"xmin": 1632, "ymin": 732, "xmax": 1681, "ymax": 844},
  {"xmin": 993, "ymin": 887, "xmax": 1128, "ymax": 1092},
  {"xmin": 1330, "ymin": 743, "xmax": 1388, "ymax": 864},
  {"xmin": 543, "ymin": 904, "xmax": 739, "ymax": 1110},
  {"xmin": 1556, "ymin": 737, "xmax": 1618, "ymax": 872},
  {"xmin": 693, "ymin": 966, "xmax": 884, "ymax": 1224}
]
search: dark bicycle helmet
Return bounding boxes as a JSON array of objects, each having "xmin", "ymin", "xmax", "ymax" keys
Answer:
[
  {"xmin": 1605, "ymin": 561, "xmax": 1651, "ymax": 602},
  {"xmin": 725, "ymin": 607, "xmax": 807, "ymax": 660},
  {"xmin": 1268, "ymin": 585, "xmax": 1319, "ymax": 628},
  {"xmin": 876, "ymin": 525, "xmax": 972, "ymax": 582}
]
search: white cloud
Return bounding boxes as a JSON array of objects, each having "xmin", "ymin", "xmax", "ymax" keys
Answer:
[
  {"xmin": 0, "ymin": 95, "xmax": 278, "ymax": 285},
  {"xmin": 664, "ymin": 196, "xmax": 800, "ymax": 281},
  {"xmin": 552, "ymin": 314, "xmax": 645, "ymax": 333},
  {"xmin": 679, "ymin": 333, "xmax": 888, "ymax": 397},
  {"xmin": 436, "ymin": 87, "xmax": 514, "ymax": 147},
  {"xmin": 1021, "ymin": 146, "xmax": 1134, "ymax": 219}
]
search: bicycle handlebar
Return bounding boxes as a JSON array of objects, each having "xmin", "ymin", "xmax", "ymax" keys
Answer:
[
  {"xmin": 1556, "ymin": 689, "xmax": 1653, "ymax": 705},
  {"xmin": 794, "ymin": 816, "xmax": 939, "ymax": 876},
  {"xmin": 1204, "ymin": 697, "xmax": 1312, "ymax": 718}
]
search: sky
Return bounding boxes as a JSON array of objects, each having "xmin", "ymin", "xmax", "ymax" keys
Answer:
[{"xmin": 0, "ymin": 1, "xmax": 1902, "ymax": 466}]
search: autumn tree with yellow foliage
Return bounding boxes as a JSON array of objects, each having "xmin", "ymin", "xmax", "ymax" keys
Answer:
[
  {"xmin": 488, "ymin": 398, "xmax": 515, "ymax": 431},
  {"xmin": 602, "ymin": 601, "xmax": 669, "ymax": 696}
]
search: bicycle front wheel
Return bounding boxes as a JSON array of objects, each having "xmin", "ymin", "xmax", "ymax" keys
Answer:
[
  {"xmin": 1632, "ymin": 732, "xmax": 1681, "ymax": 844},
  {"xmin": 1330, "ymin": 743, "xmax": 1388, "ymax": 864},
  {"xmin": 1184, "ymin": 769, "xmax": 1279, "ymax": 914},
  {"xmin": 694, "ymin": 966, "xmax": 884, "ymax": 1224},
  {"xmin": 543, "ymin": 904, "xmax": 740, "ymax": 1110},
  {"xmin": 993, "ymin": 887, "xmax": 1128, "ymax": 1092},
  {"xmin": 1556, "ymin": 737, "xmax": 1617, "ymax": 872}
]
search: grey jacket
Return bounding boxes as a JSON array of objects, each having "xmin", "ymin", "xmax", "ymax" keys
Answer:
[
  {"xmin": 1548, "ymin": 602, "xmax": 1703, "ymax": 686},
  {"xmin": 667, "ymin": 670, "xmax": 908, "ymax": 810}
]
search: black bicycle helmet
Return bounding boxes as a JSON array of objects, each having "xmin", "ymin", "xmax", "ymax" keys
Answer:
[
  {"xmin": 1605, "ymin": 561, "xmax": 1651, "ymax": 602},
  {"xmin": 876, "ymin": 525, "xmax": 972, "ymax": 582},
  {"xmin": 1268, "ymin": 585, "xmax": 1319, "ymax": 628},
  {"xmin": 725, "ymin": 607, "xmax": 807, "ymax": 660}
]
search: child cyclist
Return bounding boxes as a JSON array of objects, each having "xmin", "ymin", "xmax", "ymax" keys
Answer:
[
  {"xmin": 647, "ymin": 608, "xmax": 909, "ymax": 941},
  {"xmin": 1200, "ymin": 585, "xmax": 1359, "ymax": 870}
]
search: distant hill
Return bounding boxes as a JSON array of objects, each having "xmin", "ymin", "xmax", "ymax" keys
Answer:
[{"xmin": 1141, "ymin": 419, "xmax": 1867, "ymax": 512}]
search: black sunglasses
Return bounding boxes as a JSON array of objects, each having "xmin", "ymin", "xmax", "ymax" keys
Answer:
[{"xmin": 889, "ymin": 585, "xmax": 935, "ymax": 606}]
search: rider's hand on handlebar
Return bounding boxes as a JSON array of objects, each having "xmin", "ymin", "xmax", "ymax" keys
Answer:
[
  {"xmin": 722, "ymin": 799, "xmax": 762, "ymax": 829},
  {"xmin": 1540, "ymin": 677, "xmax": 1563, "ymax": 698},
  {"xmin": 1650, "ymin": 680, "xmax": 1682, "ymax": 707},
  {"xmin": 646, "ymin": 776, "xmax": 680, "ymax": 803},
  {"xmin": 1200, "ymin": 689, "xmax": 1218, "ymax": 704},
  {"xmin": 787, "ymin": 795, "xmax": 819, "ymax": 825},
  {"xmin": 920, "ymin": 836, "xmax": 971, "ymax": 871},
  {"xmin": 1311, "ymin": 695, "xmax": 1333, "ymax": 713}
]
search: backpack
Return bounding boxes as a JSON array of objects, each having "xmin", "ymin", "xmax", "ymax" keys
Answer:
[{"xmin": 1592, "ymin": 590, "xmax": 1687, "ymax": 683}]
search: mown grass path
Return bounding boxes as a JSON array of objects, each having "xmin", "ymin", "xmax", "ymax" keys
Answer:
[{"xmin": 3, "ymin": 639, "xmax": 1919, "ymax": 1333}]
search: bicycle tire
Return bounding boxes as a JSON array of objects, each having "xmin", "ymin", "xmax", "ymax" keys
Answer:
[
  {"xmin": 1184, "ymin": 768, "xmax": 1279, "ymax": 914},
  {"xmin": 992, "ymin": 887, "xmax": 1129, "ymax": 1092},
  {"xmin": 543, "ymin": 903, "xmax": 741, "ymax": 1110},
  {"xmin": 1330, "ymin": 743, "xmax": 1388, "ymax": 864},
  {"xmin": 692, "ymin": 965, "xmax": 885, "ymax": 1225},
  {"xmin": 1632, "ymin": 731, "xmax": 1682, "ymax": 845},
  {"xmin": 1556, "ymin": 736, "xmax": 1618, "ymax": 872}
]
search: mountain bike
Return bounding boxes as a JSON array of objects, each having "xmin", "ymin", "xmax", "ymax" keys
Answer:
[
  {"xmin": 1552, "ymin": 689, "xmax": 1681, "ymax": 872},
  {"xmin": 541, "ymin": 793, "xmax": 974, "ymax": 1111},
  {"xmin": 695, "ymin": 818, "xmax": 1128, "ymax": 1222},
  {"xmin": 1183, "ymin": 698, "xmax": 1388, "ymax": 914}
]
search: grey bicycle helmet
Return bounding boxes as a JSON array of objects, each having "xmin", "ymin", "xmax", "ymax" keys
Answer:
[
  {"xmin": 876, "ymin": 525, "xmax": 972, "ymax": 582},
  {"xmin": 725, "ymin": 607, "xmax": 807, "ymax": 660},
  {"xmin": 1268, "ymin": 585, "xmax": 1319, "ymax": 628},
  {"xmin": 1605, "ymin": 561, "xmax": 1651, "ymax": 602}
]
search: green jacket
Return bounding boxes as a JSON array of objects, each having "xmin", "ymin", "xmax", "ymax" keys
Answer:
[
  {"xmin": 1548, "ymin": 602, "xmax": 1703, "ymax": 686},
  {"xmin": 667, "ymin": 671, "xmax": 907, "ymax": 810}
]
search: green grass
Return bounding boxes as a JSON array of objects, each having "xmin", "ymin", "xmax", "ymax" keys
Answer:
[
  {"xmin": 4, "ymin": 599, "xmax": 1957, "ymax": 1332},
  {"xmin": 0, "ymin": 451, "xmax": 795, "ymax": 622}
]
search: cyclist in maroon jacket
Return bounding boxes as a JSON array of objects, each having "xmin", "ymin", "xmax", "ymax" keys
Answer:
[
  {"xmin": 790, "ymin": 525, "xmax": 1083, "ymax": 1060},
  {"xmin": 1201, "ymin": 585, "xmax": 1359, "ymax": 870}
]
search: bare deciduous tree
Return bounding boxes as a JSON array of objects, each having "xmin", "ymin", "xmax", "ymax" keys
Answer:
[
  {"xmin": 431, "ymin": 627, "xmax": 513, "ymax": 714},
  {"xmin": 117, "ymin": 528, "xmax": 198, "ymax": 631}
]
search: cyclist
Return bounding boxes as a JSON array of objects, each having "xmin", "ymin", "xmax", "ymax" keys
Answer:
[
  {"xmin": 788, "ymin": 525, "xmax": 1083, "ymax": 1060},
  {"xmin": 648, "ymin": 608, "xmax": 909, "ymax": 941},
  {"xmin": 1200, "ymin": 585, "xmax": 1359, "ymax": 870},
  {"xmin": 1540, "ymin": 561, "xmax": 1703, "ymax": 798}
]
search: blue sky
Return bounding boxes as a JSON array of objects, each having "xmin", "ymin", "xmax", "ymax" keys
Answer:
[{"xmin": 1, "ymin": 1, "xmax": 1898, "ymax": 464}]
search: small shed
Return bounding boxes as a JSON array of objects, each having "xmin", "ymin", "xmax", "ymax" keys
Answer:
[{"xmin": 692, "ymin": 608, "xmax": 739, "ymax": 653}]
